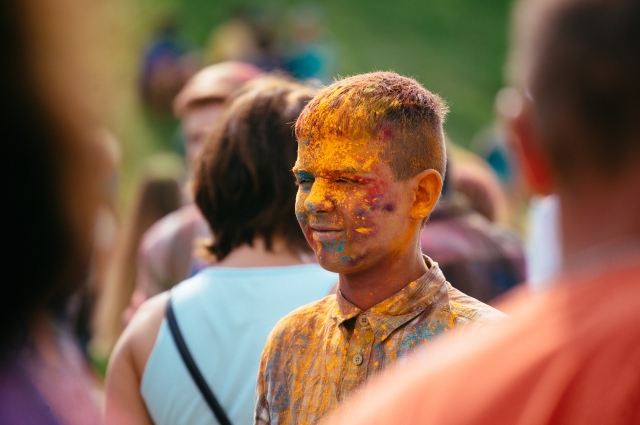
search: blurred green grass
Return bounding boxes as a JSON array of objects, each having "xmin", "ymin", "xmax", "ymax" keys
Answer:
[{"xmin": 145, "ymin": 0, "xmax": 512, "ymax": 146}]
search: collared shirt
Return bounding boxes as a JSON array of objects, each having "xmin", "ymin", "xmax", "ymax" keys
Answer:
[{"xmin": 254, "ymin": 256, "xmax": 506, "ymax": 425}]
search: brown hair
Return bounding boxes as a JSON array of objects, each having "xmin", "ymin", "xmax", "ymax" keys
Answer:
[
  {"xmin": 511, "ymin": 0, "xmax": 640, "ymax": 180},
  {"xmin": 193, "ymin": 76, "xmax": 316, "ymax": 260},
  {"xmin": 295, "ymin": 72, "xmax": 449, "ymax": 180}
]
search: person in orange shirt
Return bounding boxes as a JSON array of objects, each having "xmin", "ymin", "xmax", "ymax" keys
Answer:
[
  {"xmin": 322, "ymin": 0, "xmax": 640, "ymax": 424},
  {"xmin": 254, "ymin": 72, "xmax": 505, "ymax": 425}
]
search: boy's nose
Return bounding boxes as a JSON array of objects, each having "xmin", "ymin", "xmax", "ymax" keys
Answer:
[{"xmin": 304, "ymin": 180, "xmax": 334, "ymax": 214}]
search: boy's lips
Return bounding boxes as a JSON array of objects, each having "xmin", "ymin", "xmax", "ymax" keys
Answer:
[
  {"xmin": 309, "ymin": 225, "xmax": 343, "ymax": 242},
  {"xmin": 310, "ymin": 224, "xmax": 342, "ymax": 232}
]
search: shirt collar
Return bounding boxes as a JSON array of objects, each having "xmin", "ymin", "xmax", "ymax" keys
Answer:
[{"xmin": 331, "ymin": 255, "xmax": 448, "ymax": 341}]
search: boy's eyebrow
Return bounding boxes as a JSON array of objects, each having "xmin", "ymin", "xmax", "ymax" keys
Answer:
[
  {"xmin": 333, "ymin": 168, "xmax": 362, "ymax": 174},
  {"xmin": 293, "ymin": 167, "xmax": 368, "ymax": 175}
]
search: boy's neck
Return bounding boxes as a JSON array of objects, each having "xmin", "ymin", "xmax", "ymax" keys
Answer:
[{"xmin": 338, "ymin": 245, "xmax": 428, "ymax": 311}]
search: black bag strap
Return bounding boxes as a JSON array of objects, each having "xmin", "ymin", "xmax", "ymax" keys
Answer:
[{"xmin": 165, "ymin": 296, "xmax": 233, "ymax": 425}]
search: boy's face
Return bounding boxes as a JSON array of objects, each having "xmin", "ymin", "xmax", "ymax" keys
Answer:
[{"xmin": 294, "ymin": 136, "xmax": 418, "ymax": 274}]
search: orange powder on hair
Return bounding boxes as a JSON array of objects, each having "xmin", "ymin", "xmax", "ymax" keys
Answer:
[{"xmin": 295, "ymin": 72, "xmax": 449, "ymax": 180}]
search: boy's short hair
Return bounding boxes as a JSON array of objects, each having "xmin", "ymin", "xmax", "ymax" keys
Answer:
[
  {"xmin": 295, "ymin": 72, "xmax": 449, "ymax": 180},
  {"xmin": 193, "ymin": 76, "xmax": 316, "ymax": 260}
]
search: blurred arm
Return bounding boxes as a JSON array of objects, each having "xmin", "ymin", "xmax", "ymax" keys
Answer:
[{"xmin": 105, "ymin": 292, "xmax": 168, "ymax": 425}]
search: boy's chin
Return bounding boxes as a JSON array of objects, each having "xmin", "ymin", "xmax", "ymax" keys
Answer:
[{"xmin": 315, "ymin": 252, "xmax": 365, "ymax": 274}]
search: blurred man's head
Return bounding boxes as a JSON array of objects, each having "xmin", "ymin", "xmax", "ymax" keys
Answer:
[
  {"xmin": 510, "ymin": 0, "xmax": 640, "ymax": 188},
  {"xmin": 173, "ymin": 61, "xmax": 262, "ymax": 166},
  {"xmin": 293, "ymin": 72, "xmax": 448, "ymax": 273},
  {"xmin": 509, "ymin": 0, "xmax": 640, "ymax": 260}
]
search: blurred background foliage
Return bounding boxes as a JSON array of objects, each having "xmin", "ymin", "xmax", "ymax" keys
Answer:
[{"xmin": 103, "ymin": 0, "xmax": 512, "ymax": 211}]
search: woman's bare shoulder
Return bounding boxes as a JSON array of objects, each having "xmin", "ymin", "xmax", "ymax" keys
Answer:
[
  {"xmin": 105, "ymin": 292, "xmax": 169, "ymax": 425},
  {"xmin": 113, "ymin": 291, "xmax": 169, "ymax": 378}
]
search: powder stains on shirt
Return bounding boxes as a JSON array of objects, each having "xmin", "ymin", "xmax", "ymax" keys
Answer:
[{"xmin": 254, "ymin": 256, "xmax": 506, "ymax": 425}]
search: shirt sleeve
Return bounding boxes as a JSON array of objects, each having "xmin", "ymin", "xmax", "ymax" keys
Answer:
[{"xmin": 254, "ymin": 346, "xmax": 271, "ymax": 425}]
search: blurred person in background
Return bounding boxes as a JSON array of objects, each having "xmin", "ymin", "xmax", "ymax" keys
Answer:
[
  {"xmin": 448, "ymin": 143, "xmax": 512, "ymax": 226},
  {"xmin": 131, "ymin": 61, "xmax": 262, "ymax": 311},
  {"xmin": 284, "ymin": 2, "xmax": 336, "ymax": 84},
  {"xmin": 0, "ymin": 0, "xmax": 107, "ymax": 423},
  {"xmin": 322, "ymin": 0, "xmax": 640, "ymax": 423},
  {"xmin": 71, "ymin": 130, "xmax": 122, "ymax": 359},
  {"xmin": 206, "ymin": 7, "xmax": 285, "ymax": 72},
  {"xmin": 421, "ymin": 158, "xmax": 525, "ymax": 303},
  {"xmin": 90, "ymin": 156, "xmax": 184, "ymax": 368},
  {"xmin": 105, "ymin": 76, "xmax": 337, "ymax": 425},
  {"xmin": 140, "ymin": 14, "xmax": 199, "ymax": 118},
  {"xmin": 471, "ymin": 88, "xmax": 529, "ymax": 224},
  {"xmin": 206, "ymin": 8, "xmax": 260, "ymax": 65}
]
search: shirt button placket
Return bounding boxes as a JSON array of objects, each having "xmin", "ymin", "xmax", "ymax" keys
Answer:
[{"xmin": 340, "ymin": 314, "xmax": 376, "ymax": 400}]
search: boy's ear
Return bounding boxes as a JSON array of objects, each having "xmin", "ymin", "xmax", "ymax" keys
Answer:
[
  {"xmin": 411, "ymin": 169, "xmax": 443, "ymax": 220},
  {"xmin": 510, "ymin": 102, "xmax": 555, "ymax": 195}
]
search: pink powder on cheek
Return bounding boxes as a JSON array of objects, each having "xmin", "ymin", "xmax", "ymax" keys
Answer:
[{"xmin": 360, "ymin": 177, "xmax": 387, "ymax": 212}]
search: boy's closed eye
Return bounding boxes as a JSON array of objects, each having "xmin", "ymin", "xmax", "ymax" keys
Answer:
[
  {"xmin": 334, "ymin": 177, "xmax": 353, "ymax": 184},
  {"xmin": 294, "ymin": 172, "xmax": 315, "ymax": 186},
  {"xmin": 333, "ymin": 174, "xmax": 373, "ymax": 185}
]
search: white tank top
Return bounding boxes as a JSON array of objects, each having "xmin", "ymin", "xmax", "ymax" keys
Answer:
[{"xmin": 140, "ymin": 265, "xmax": 337, "ymax": 425}]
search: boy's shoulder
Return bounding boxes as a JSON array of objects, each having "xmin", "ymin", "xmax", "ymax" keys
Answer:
[
  {"xmin": 266, "ymin": 294, "xmax": 337, "ymax": 342},
  {"xmin": 445, "ymin": 282, "xmax": 508, "ymax": 327}
]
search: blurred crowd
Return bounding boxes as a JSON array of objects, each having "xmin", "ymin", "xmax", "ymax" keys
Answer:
[
  {"xmin": 141, "ymin": 4, "xmax": 336, "ymax": 119},
  {"xmin": 2, "ymin": 0, "xmax": 639, "ymax": 424}
]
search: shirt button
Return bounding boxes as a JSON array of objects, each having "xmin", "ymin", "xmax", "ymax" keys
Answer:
[
  {"xmin": 358, "ymin": 315, "xmax": 369, "ymax": 327},
  {"xmin": 352, "ymin": 353, "xmax": 363, "ymax": 366}
]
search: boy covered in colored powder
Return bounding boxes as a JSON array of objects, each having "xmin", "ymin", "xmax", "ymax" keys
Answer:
[{"xmin": 254, "ymin": 72, "xmax": 505, "ymax": 425}]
